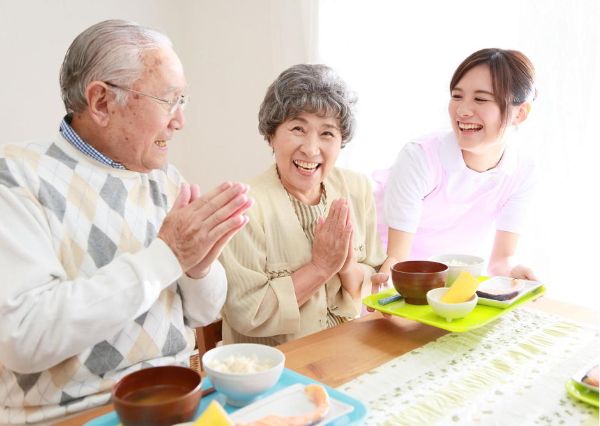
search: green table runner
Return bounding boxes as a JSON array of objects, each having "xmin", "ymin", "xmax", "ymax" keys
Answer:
[{"xmin": 338, "ymin": 308, "xmax": 599, "ymax": 425}]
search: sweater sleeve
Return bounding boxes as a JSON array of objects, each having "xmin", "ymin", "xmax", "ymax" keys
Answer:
[
  {"xmin": 219, "ymin": 206, "xmax": 301, "ymax": 338},
  {"xmin": 178, "ymin": 260, "xmax": 227, "ymax": 328},
  {"xmin": 0, "ymin": 185, "xmax": 182, "ymax": 374},
  {"xmin": 360, "ymin": 174, "xmax": 388, "ymax": 269}
]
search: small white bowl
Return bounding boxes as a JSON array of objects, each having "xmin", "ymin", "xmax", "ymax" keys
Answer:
[
  {"xmin": 429, "ymin": 254, "xmax": 485, "ymax": 286},
  {"xmin": 202, "ymin": 343, "xmax": 285, "ymax": 407},
  {"xmin": 426, "ymin": 287, "xmax": 478, "ymax": 322}
]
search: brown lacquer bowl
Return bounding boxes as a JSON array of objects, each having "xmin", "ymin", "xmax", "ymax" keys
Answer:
[
  {"xmin": 112, "ymin": 366, "xmax": 202, "ymax": 426},
  {"xmin": 391, "ymin": 261, "xmax": 448, "ymax": 305}
]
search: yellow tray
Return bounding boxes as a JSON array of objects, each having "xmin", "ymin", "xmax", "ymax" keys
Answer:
[{"xmin": 362, "ymin": 283, "xmax": 546, "ymax": 333}]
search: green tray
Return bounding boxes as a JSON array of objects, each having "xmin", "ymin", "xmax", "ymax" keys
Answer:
[
  {"xmin": 362, "ymin": 282, "xmax": 546, "ymax": 333},
  {"xmin": 566, "ymin": 379, "xmax": 599, "ymax": 407}
]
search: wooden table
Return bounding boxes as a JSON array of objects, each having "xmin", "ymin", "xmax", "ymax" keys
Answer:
[{"xmin": 54, "ymin": 297, "xmax": 598, "ymax": 425}]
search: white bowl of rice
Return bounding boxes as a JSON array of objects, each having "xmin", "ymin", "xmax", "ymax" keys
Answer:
[
  {"xmin": 202, "ymin": 343, "xmax": 285, "ymax": 407},
  {"xmin": 428, "ymin": 254, "xmax": 485, "ymax": 286}
]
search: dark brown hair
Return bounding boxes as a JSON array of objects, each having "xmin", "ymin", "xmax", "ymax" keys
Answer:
[{"xmin": 450, "ymin": 48, "xmax": 536, "ymax": 127}]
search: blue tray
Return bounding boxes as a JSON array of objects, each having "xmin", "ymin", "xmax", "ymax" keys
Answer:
[{"xmin": 85, "ymin": 368, "xmax": 366, "ymax": 425}]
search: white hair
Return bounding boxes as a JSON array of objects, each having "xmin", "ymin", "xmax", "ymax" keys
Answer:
[{"xmin": 59, "ymin": 19, "xmax": 173, "ymax": 113}]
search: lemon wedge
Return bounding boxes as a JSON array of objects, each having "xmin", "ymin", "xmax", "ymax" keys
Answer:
[
  {"xmin": 192, "ymin": 400, "xmax": 233, "ymax": 426},
  {"xmin": 441, "ymin": 271, "xmax": 479, "ymax": 303}
]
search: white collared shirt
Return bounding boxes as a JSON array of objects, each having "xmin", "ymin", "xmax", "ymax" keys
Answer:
[{"xmin": 383, "ymin": 131, "xmax": 536, "ymax": 259}]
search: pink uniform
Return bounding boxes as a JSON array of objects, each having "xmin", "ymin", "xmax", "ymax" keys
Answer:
[{"xmin": 379, "ymin": 132, "xmax": 536, "ymax": 260}]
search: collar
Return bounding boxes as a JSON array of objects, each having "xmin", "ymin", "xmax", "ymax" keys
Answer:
[
  {"xmin": 441, "ymin": 131, "xmax": 518, "ymax": 176},
  {"xmin": 274, "ymin": 164, "xmax": 327, "ymax": 207},
  {"xmin": 59, "ymin": 115, "xmax": 126, "ymax": 170}
]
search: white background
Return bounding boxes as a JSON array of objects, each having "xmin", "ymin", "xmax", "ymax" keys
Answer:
[{"xmin": 318, "ymin": 0, "xmax": 600, "ymax": 309}]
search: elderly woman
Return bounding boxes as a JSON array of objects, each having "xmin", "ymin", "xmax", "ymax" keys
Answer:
[{"xmin": 219, "ymin": 64, "xmax": 386, "ymax": 345}]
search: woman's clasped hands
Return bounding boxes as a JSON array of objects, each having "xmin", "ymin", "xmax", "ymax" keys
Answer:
[
  {"xmin": 310, "ymin": 199, "xmax": 363, "ymax": 297},
  {"xmin": 311, "ymin": 199, "xmax": 352, "ymax": 278}
]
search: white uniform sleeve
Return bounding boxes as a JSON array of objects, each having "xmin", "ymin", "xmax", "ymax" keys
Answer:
[
  {"xmin": 496, "ymin": 156, "xmax": 537, "ymax": 233},
  {"xmin": 0, "ymin": 185, "xmax": 183, "ymax": 374},
  {"xmin": 178, "ymin": 261, "xmax": 227, "ymax": 328},
  {"xmin": 384, "ymin": 143, "xmax": 433, "ymax": 233}
]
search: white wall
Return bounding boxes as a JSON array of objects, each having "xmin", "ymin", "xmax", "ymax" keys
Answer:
[
  {"xmin": 316, "ymin": 0, "xmax": 600, "ymax": 310},
  {"xmin": 1, "ymin": 1, "xmax": 173, "ymax": 142},
  {"xmin": 3, "ymin": 1, "xmax": 598, "ymax": 310},
  {"xmin": 170, "ymin": 0, "xmax": 318, "ymax": 188},
  {"xmin": 0, "ymin": 0, "xmax": 315, "ymax": 188}
]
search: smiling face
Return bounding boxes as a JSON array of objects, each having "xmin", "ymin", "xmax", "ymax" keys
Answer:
[
  {"xmin": 270, "ymin": 112, "xmax": 342, "ymax": 204},
  {"xmin": 105, "ymin": 47, "xmax": 186, "ymax": 172},
  {"xmin": 448, "ymin": 64, "xmax": 512, "ymax": 156}
]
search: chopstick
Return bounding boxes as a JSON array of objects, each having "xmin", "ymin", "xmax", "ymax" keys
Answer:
[
  {"xmin": 378, "ymin": 294, "xmax": 403, "ymax": 305},
  {"xmin": 201, "ymin": 386, "xmax": 216, "ymax": 397}
]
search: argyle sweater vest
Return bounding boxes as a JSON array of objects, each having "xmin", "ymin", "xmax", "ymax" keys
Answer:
[{"xmin": 0, "ymin": 136, "xmax": 195, "ymax": 424}]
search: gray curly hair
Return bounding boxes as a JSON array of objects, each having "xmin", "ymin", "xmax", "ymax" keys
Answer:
[
  {"xmin": 59, "ymin": 19, "xmax": 172, "ymax": 113},
  {"xmin": 258, "ymin": 64, "xmax": 357, "ymax": 147}
]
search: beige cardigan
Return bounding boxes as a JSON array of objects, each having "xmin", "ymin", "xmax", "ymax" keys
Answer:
[{"xmin": 219, "ymin": 165, "xmax": 386, "ymax": 345}]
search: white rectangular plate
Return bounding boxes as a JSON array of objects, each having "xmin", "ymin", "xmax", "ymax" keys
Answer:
[
  {"xmin": 229, "ymin": 383, "xmax": 354, "ymax": 424},
  {"xmin": 476, "ymin": 276, "xmax": 543, "ymax": 308}
]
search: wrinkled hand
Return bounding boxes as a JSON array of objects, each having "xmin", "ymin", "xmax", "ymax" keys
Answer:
[
  {"xmin": 310, "ymin": 199, "xmax": 352, "ymax": 279},
  {"xmin": 510, "ymin": 264, "xmax": 538, "ymax": 281},
  {"xmin": 158, "ymin": 182, "xmax": 253, "ymax": 279}
]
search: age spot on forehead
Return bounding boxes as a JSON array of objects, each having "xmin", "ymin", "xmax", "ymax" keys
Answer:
[{"xmin": 142, "ymin": 66, "xmax": 159, "ymax": 80}]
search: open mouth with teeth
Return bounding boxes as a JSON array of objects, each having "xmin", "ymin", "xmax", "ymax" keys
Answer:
[
  {"xmin": 154, "ymin": 140, "xmax": 167, "ymax": 148},
  {"xmin": 293, "ymin": 160, "xmax": 320, "ymax": 173},
  {"xmin": 458, "ymin": 122, "xmax": 483, "ymax": 134}
]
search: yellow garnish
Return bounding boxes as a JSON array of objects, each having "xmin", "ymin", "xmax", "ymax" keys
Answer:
[
  {"xmin": 441, "ymin": 271, "xmax": 479, "ymax": 303},
  {"xmin": 192, "ymin": 400, "xmax": 233, "ymax": 426}
]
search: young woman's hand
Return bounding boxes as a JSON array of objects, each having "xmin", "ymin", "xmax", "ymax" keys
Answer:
[
  {"xmin": 367, "ymin": 272, "xmax": 391, "ymax": 315},
  {"xmin": 370, "ymin": 272, "xmax": 390, "ymax": 294},
  {"xmin": 509, "ymin": 264, "xmax": 538, "ymax": 281}
]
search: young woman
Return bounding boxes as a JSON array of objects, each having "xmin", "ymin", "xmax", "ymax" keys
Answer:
[{"xmin": 375, "ymin": 48, "xmax": 538, "ymax": 285}]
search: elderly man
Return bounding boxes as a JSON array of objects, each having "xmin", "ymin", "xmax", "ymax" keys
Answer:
[{"xmin": 0, "ymin": 20, "xmax": 251, "ymax": 424}]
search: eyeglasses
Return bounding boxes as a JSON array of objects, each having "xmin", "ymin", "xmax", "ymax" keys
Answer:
[{"xmin": 104, "ymin": 81, "xmax": 189, "ymax": 115}]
